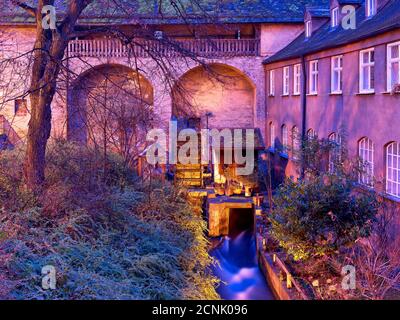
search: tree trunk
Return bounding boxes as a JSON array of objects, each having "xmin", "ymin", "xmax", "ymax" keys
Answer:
[
  {"xmin": 24, "ymin": 93, "xmax": 52, "ymax": 188},
  {"xmin": 22, "ymin": 0, "xmax": 93, "ymax": 189},
  {"xmin": 23, "ymin": 21, "xmax": 64, "ymax": 189}
]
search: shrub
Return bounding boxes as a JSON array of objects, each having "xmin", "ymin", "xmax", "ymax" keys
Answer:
[
  {"xmin": 269, "ymin": 176, "xmax": 379, "ymax": 261},
  {"xmin": 0, "ymin": 140, "xmax": 219, "ymax": 300},
  {"xmin": 269, "ymin": 135, "xmax": 380, "ymax": 261},
  {"xmin": 343, "ymin": 202, "xmax": 400, "ymax": 300}
]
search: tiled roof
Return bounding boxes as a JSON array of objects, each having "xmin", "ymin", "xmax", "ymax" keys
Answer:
[
  {"xmin": 264, "ymin": 0, "xmax": 400, "ymax": 64},
  {"xmin": 337, "ymin": 0, "xmax": 362, "ymax": 4},
  {"xmin": 307, "ymin": 7, "xmax": 331, "ymax": 18},
  {"xmin": 1, "ymin": 0, "xmax": 329, "ymax": 25}
]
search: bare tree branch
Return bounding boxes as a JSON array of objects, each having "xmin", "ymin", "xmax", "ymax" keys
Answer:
[{"xmin": 11, "ymin": 0, "xmax": 36, "ymax": 16}]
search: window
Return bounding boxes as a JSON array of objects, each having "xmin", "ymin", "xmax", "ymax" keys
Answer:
[
  {"xmin": 269, "ymin": 122, "xmax": 276, "ymax": 149},
  {"xmin": 281, "ymin": 124, "xmax": 288, "ymax": 153},
  {"xmin": 387, "ymin": 42, "xmax": 400, "ymax": 92},
  {"xmin": 15, "ymin": 99, "xmax": 28, "ymax": 116},
  {"xmin": 358, "ymin": 137, "xmax": 374, "ymax": 186},
  {"xmin": 305, "ymin": 20, "xmax": 312, "ymax": 38},
  {"xmin": 386, "ymin": 142, "xmax": 400, "ymax": 198},
  {"xmin": 366, "ymin": 0, "xmax": 377, "ymax": 18},
  {"xmin": 292, "ymin": 126, "xmax": 300, "ymax": 159},
  {"xmin": 331, "ymin": 56, "xmax": 343, "ymax": 94},
  {"xmin": 328, "ymin": 133, "xmax": 342, "ymax": 173},
  {"xmin": 269, "ymin": 70, "xmax": 275, "ymax": 96},
  {"xmin": 307, "ymin": 128, "xmax": 317, "ymax": 140},
  {"xmin": 309, "ymin": 60, "xmax": 319, "ymax": 94},
  {"xmin": 331, "ymin": 7, "xmax": 339, "ymax": 27},
  {"xmin": 360, "ymin": 49, "xmax": 375, "ymax": 93},
  {"xmin": 293, "ymin": 64, "xmax": 301, "ymax": 95},
  {"xmin": 283, "ymin": 66, "xmax": 290, "ymax": 96}
]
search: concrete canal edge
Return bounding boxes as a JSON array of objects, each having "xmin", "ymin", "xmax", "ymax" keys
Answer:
[
  {"xmin": 256, "ymin": 234, "xmax": 310, "ymax": 300},
  {"xmin": 256, "ymin": 235, "xmax": 292, "ymax": 300}
]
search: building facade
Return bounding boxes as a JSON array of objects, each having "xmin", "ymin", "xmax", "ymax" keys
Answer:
[{"xmin": 264, "ymin": 0, "xmax": 400, "ymax": 201}]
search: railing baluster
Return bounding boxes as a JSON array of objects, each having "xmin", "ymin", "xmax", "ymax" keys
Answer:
[{"xmin": 67, "ymin": 38, "xmax": 259, "ymax": 58}]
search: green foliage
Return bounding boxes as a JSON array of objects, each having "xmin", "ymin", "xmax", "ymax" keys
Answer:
[
  {"xmin": 269, "ymin": 135, "xmax": 380, "ymax": 261},
  {"xmin": 0, "ymin": 140, "xmax": 219, "ymax": 300},
  {"xmin": 269, "ymin": 177, "xmax": 378, "ymax": 261}
]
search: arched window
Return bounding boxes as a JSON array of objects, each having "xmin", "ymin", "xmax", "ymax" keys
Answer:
[
  {"xmin": 307, "ymin": 128, "xmax": 317, "ymax": 140},
  {"xmin": 281, "ymin": 124, "xmax": 288, "ymax": 153},
  {"xmin": 269, "ymin": 122, "xmax": 275, "ymax": 149},
  {"xmin": 358, "ymin": 137, "xmax": 374, "ymax": 186},
  {"xmin": 291, "ymin": 126, "xmax": 300, "ymax": 159},
  {"xmin": 328, "ymin": 133, "xmax": 342, "ymax": 173},
  {"xmin": 386, "ymin": 142, "xmax": 400, "ymax": 198}
]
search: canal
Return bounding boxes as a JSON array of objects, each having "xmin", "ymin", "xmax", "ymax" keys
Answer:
[{"xmin": 210, "ymin": 208, "xmax": 275, "ymax": 300}]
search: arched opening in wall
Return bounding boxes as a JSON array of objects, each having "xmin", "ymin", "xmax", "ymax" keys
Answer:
[
  {"xmin": 172, "ymin": 63, "xmax": 256, "ymax": 130},
  {"xmin": 68, "ymin": 64, "xmax": 154, "ymax": 165}
]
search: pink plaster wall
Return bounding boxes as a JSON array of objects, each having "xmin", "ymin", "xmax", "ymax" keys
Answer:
[{"xmin": 264, "ymin": 29, "xmax": 400, "ymax": 197}]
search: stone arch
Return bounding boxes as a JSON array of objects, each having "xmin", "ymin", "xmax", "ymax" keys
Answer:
[
  {"xmin": 172, "ymin": 63, "xmax": 256, "ymax": 129},
  {"xmin": 67, "ymin": 64, "xmax": 154, "ymax": 160}
]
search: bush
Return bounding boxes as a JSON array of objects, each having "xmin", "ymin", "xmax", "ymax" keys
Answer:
[
  {"xmin": 269, "ymin": 135, "xmax": 380, "ymax": 261},
  {"xmin": 0, "ymin": 140, "xmax": 219, "ymax": 300},
  {"xmin": 269, "ymin": 176, "xmax": 379, "ymax": 261}
]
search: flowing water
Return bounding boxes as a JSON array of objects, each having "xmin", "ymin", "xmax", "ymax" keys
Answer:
[{"xmin": 210, "ymin": 230, "xmax": 275, "ymax": 300}]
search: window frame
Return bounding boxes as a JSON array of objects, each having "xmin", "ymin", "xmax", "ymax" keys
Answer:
[
  {"xmin": 387, "ymin": 41, "xmax": 400, "ymax": 92},
  {"xmin": 269, "ymin": 122, "xmax": 276, "ymax": 149},
  {"xmin": 14, "ymin": 98, "xmax": 28, "ymax": 117},
  {"xmin": 309, "ymin": 60, "xmax": 319, "ymax": 95},
  {"xmin": 366, "ymin": 0, "xmax": 377, "ymax": 18},
  {"xmin": 281, "ymin": 124, "xmax": 288, "ymax": 153},
  {"xmin": 331, "ymin": 7, "xmax": 339, "ymax": 28},
  {"xmin": 328, "ymin": 132, "xmax": 342, "ymax": 174},
  {"xmin": 283, "ymin": 66, "xmax": 290, "ymax": 96},
  {"xmin": 291, "ymin": 126, "xmax": 300, "ymax": 160},
  {"xmin": 293, "ymin": 64, "xmax": 301, "ymax": 95},
  {"xmin": 358, "ymin": 137, "xmax": 374, "ymax": 186},
  {"xmin": 386, "ymin": 142, "xmax": 400, "ymax": 198},
  {"xmin": 269, "ymin": 69, "xmax": 275, "ymax": 96},
  {"xmin": 331, "ymin": 55, "xmax": 343, "ymax": 94},
  {"xmin": 359, "ymin": 48, "xmax": 375, "ymax": 94},
  {"xmin": 307, "ymin": 128, "xmax": 317, "ymax": 140},
  {"xmin": 305, "ymin": 20, "xmax": 312, "ymax": 38}
]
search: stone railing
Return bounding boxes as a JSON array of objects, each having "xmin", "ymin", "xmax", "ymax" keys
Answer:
[{"xmin": 67, "ymin": 38, "xmax": 260, "ymax": 59}]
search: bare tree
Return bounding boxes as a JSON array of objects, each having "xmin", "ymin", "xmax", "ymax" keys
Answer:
[{"xmin": 7, "ymin": 0, "xmax": 94, "ymax": 189}]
